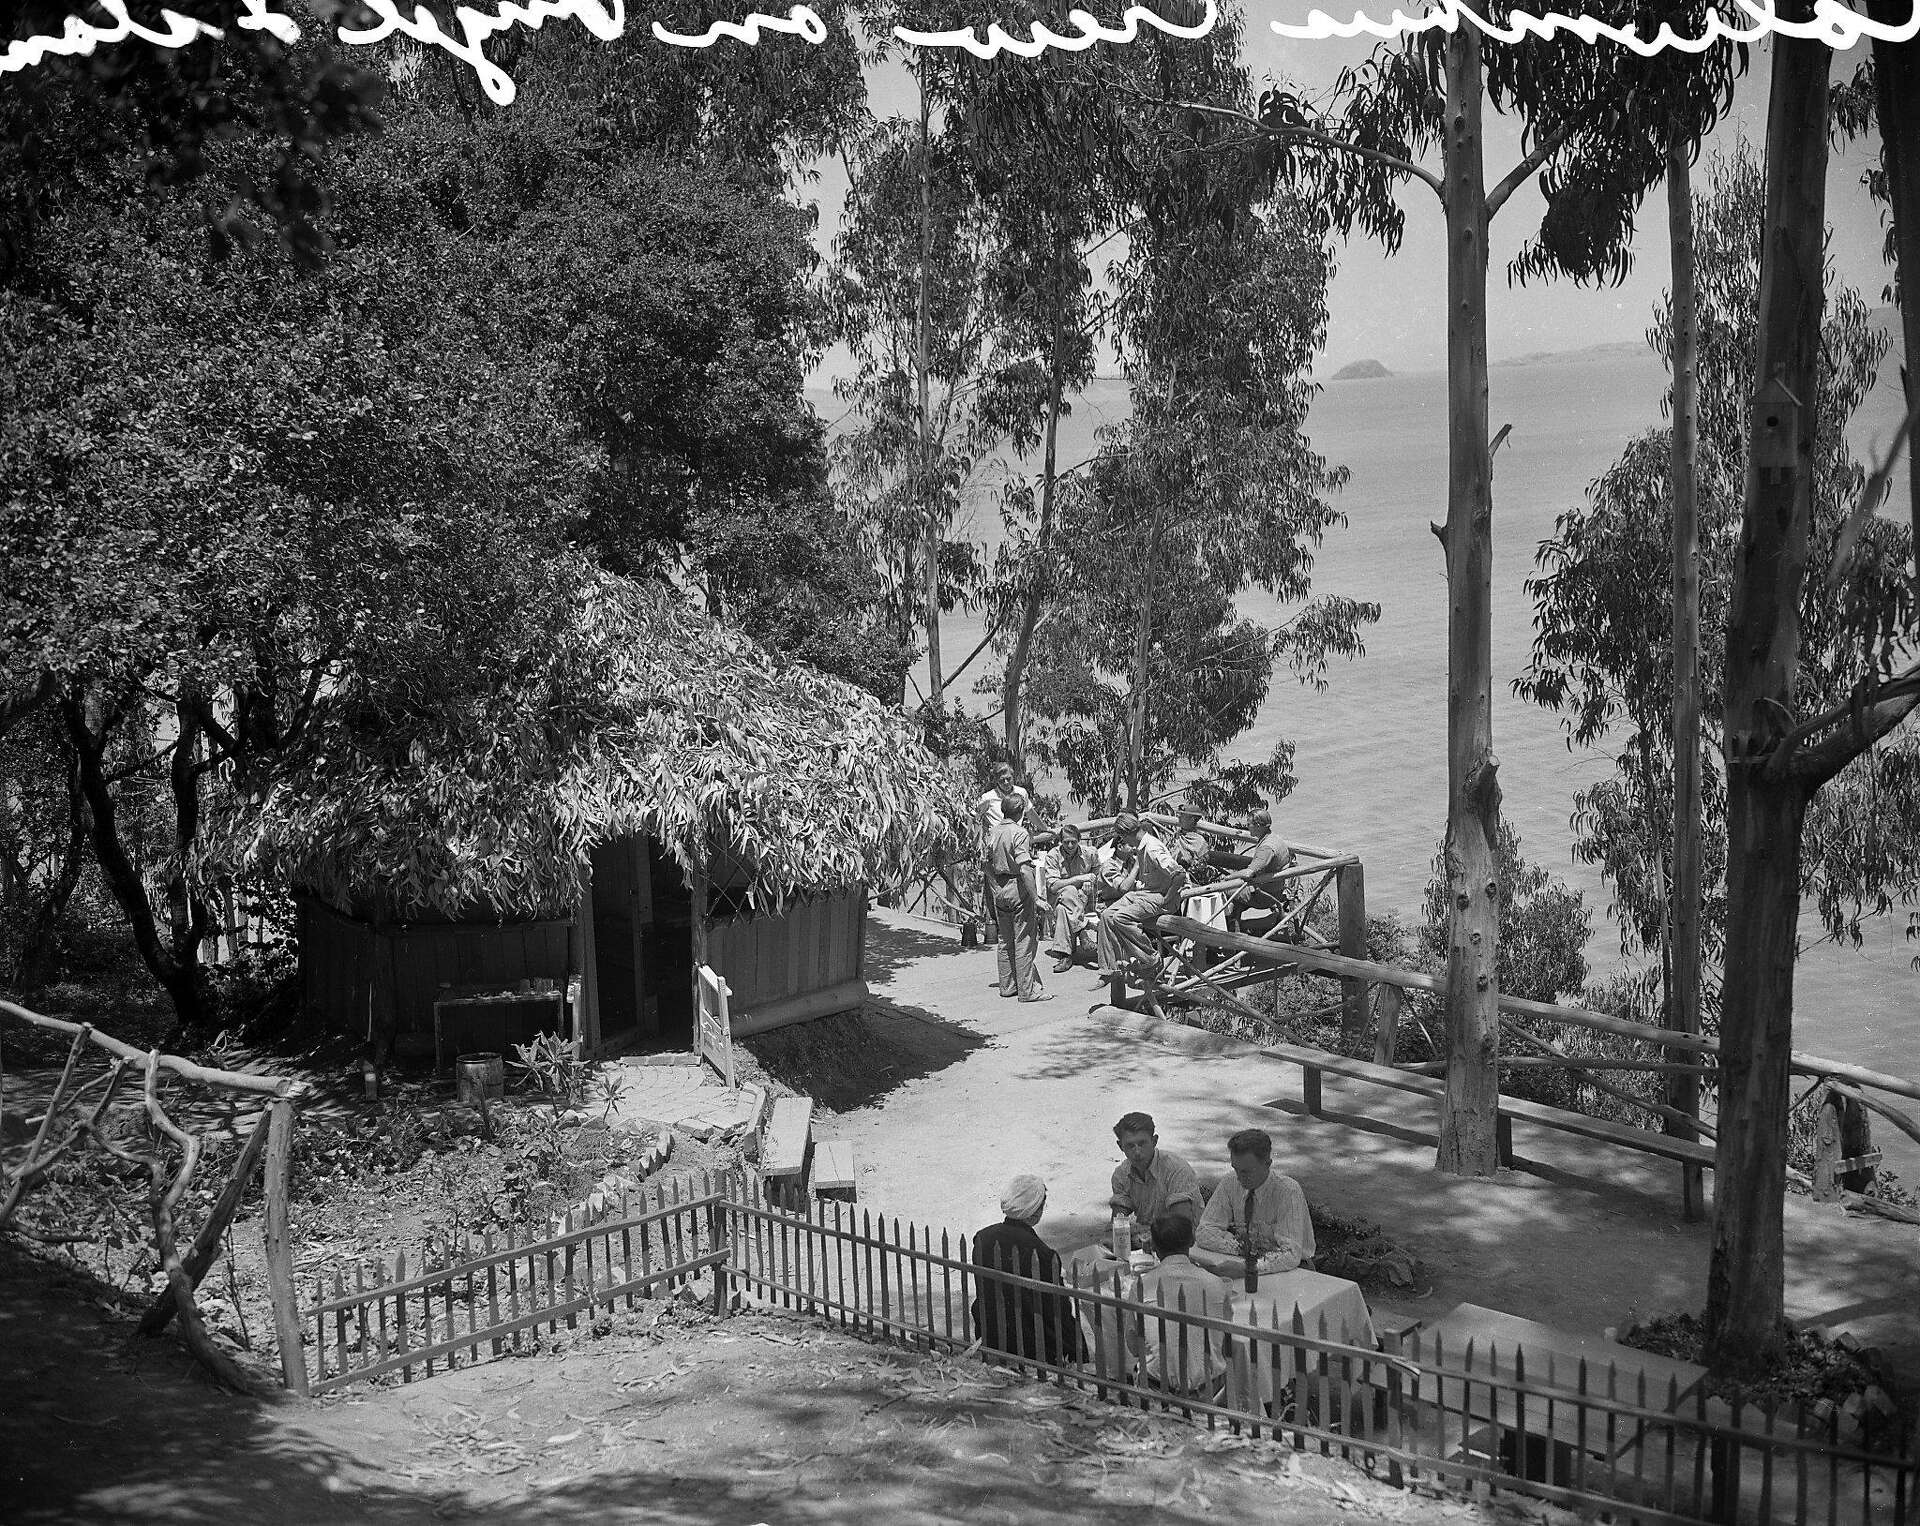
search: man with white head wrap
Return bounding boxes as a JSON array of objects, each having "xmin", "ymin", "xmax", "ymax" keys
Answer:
[{"xmin": 969, "ymin": 1174, "xmax": 1083, "ymax": 1365}]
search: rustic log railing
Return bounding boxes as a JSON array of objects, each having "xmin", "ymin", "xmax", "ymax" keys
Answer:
[
  {"xmin": 1150, "ymin": 918, "xmax": 1920, "ymax": 1220},
  {"xmin": 1, "ymin": 999, "xmax": 306, "ymax": 1393}
]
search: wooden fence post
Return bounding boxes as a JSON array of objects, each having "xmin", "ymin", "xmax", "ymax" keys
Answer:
[
  {"xmin": 137, "ymin": 1106, "xmax": 274, "ymax": 1335},
  {"xmin": 710, "ymin": 1194, "xmax": 730, "ymax": 1318},
  {"xmin": 264, "ymin": 1095, "xmax": 308, "ymax": 1397},
  {"xmin": 1337, "ymin": 863, "xmax": 1368, "ymax": 1045},
  {"xmin": 1372, "ymin": 983, "xmax": 1402, "ymax": 1067}
]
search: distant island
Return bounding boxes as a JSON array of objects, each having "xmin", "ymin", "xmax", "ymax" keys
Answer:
[{"xmin": 1330, "ymin": 358, "xmax": 1392, "ymax": 381}]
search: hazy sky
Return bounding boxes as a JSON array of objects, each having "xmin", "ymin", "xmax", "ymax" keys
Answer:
[{"xmin": 806, "ymin": 22, "xmax": 1895, "ymax": 382}]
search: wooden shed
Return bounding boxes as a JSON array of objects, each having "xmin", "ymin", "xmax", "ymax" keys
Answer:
[{"xmin": 228, "ymin": 570, "xmax": 965, "ymax": 1065}]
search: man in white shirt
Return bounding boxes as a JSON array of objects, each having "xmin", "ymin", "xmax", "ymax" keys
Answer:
[
  {"xmin": 1041, "ymin": 821, "xmax": 1104, "ymax": 972},
  {"xmin": 1128, "ymin": 1214, "xmax": 1231, "ymax": 1395},
  {"xmin": 1195, "ymin": 1127, "xmax": 1315, "ymax": 1273}
]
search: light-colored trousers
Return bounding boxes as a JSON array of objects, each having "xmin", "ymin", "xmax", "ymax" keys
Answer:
[
  {"xmin": 1097, "ymin": 890, "xmax": 1167, "ymax": 977},
  {"xmin": 993, "ymin": 881, "xmax": 1045, "ymax": 999},
  {"xmin": 1049, "ymin": 884, "xmax": 1095, "ymax": 955}
]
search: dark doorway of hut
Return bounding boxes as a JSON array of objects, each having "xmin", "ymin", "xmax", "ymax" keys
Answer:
[{"xmin": 589, "ymin": 836, "xmax": 695, "ymax": 1056}]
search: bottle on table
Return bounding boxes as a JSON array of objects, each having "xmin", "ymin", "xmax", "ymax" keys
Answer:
[{"xmin": 1111, "ymin": 1212, "xmax": 1134, "ymax": 1264}]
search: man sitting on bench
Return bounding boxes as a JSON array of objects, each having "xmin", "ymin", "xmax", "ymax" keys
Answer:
[
  {"xmin": 1194, "ymin": 1127, "xmax": 1315, "ymax": 1275},
  {"xmin": 1212, "ymin": 806, "xmax": 1294, "ymax": 936},
  {"xmin": 1094, "ymin": 812, "xmax": 1186, "ymax": 987}
]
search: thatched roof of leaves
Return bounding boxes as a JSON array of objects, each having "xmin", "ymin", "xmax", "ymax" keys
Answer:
[{"xmin": 211, "ymin": 569, "xmax": 970, "ymax": 918}]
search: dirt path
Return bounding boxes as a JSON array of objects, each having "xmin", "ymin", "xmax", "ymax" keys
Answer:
[
  {"xmin": 4, "ymin": 1241, "xmax": 1575, "ymax": 1526},
  {"xmin": 830, "ymin": 909, "xmax": 1920, "ymax": 1391}
]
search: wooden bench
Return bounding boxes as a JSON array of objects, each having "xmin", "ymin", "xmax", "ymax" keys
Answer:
[
  {"xmin": 761, "ymin": 1095, "xmax": 814, "ymax": 1181},
  {"xmin": 1259, "ymin": 1043, "xmax": 1715, "ymax": 1172},
  {"xmin": 810, "ymin": 1138, "xmax": 859, "ymax": 1200}
]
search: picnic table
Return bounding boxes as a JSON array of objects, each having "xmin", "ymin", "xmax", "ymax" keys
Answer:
[
  {"xmin": 1400, "ymin": 1303, "xmax": 1710, "ymax": 1485},
  {"xmin": 1064, "ymin": 1245, "xmax": 1379, "ymax": 1412}
]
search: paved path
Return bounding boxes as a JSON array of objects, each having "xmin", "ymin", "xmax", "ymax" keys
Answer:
[{"xmin": 841, "ymin": 906, "xmax": 1920, "ymax": 1381}]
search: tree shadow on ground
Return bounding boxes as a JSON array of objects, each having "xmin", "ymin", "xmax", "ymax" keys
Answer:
[
  {"xmin": 738, "ymin": 1004, "xmax": 989, "ymax": 1113},
  {"xmin": 1, "ymin": 1243, "xmax": 436, "ymax": 1525},
  {"xmin": 860, "ymin": 917, "xmax": 964, "ymax": 985}
]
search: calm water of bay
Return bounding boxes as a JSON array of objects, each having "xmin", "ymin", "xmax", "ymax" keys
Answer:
[{"xmin": 851, "ymin": 346, "xmax": 1920, "ymax": 1171}]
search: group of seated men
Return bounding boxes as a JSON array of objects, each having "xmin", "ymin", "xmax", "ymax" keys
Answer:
[
  {"xmin": 974, "ymin": 761, "xmax": 1297, "ymax": 1003},
  {"xmin": 968, "ymin": 1112, "xmax": 1316, "ymax": 1394}
]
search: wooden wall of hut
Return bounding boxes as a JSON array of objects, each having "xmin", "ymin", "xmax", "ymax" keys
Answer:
[
  {"xmin": 705, "ymin": 888, "xmax": 867, "ymax": 1036},
  {"xmin": 297, "ymin": 896, "xmax": 573, "ymax": 1060}
]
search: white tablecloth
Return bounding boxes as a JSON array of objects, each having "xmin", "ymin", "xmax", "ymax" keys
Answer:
[{"xmin": 1064, "ymin": 1247, "xmax": 1377, "ymax": 1410}]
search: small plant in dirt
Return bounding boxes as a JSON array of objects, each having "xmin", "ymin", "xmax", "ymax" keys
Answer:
[
  {"xmin": 1624, "ymin": 1312, "xmax": 1912, "ymax": 1449},
  {"xmin": 1308, "ymin": 1205, "xmax": 1426, "ymax": 1292},
  {"xmin": 511, "ymin": 1032, "xmax": 587, "ymax": 1111},
  {"xmin": 591, "ymin": 1067, "xmax": 629, "ymax": 1121}
]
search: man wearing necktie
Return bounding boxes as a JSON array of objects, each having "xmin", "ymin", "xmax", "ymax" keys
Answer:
[{"xmin": 1194, "ymin": 1127, "xmax": 1315, "ymax": 1273}]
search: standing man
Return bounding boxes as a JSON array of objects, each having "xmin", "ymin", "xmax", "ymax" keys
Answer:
[
  {"xmin": 975, "ymin": 761, "xmax": 1034, "ymax": 946},
  {"xmin": 1108, "ymin": 1111, "xmax": 1204, "ymax": 1229},
  {"xmin": 1042, "ymin": 822, "xmax": 1104, "ymax": 973},
  {"xmin": 1194, "ymin": 1127, "xmax": 1315, "ymax": 1273},
  {"xmin": 1094, "ymin": 812, "xmax": 1186, "ymax": 986},
  {"xmin": 986, "ymin": 794, "xmax": 1051, "ymax": 1002}
]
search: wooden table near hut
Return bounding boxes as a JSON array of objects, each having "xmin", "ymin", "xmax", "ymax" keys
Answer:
[
  {"xmin": 433, "ymin": 981, "xmax": 571, "ymax": 1075},
  {"xmin": 1064, "ymin": 1246, "xmax": 1379, "ymax": 1410},
  {"xmin": 1400, "ymin": 1303, "xmax": 1710, "ymax": 1485}
]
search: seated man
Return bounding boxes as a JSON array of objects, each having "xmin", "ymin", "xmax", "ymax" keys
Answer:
[
  {"xmin": 1212, "ymin": 806, "xmax": 1295, "ymax": 935},
  {"xmin": 1128, "ymin": 1214, "xmax": 1231, "ymax": 1394},
  {"xmin": 1109, "ymin": 1111, "xmax": 1203, "ymax": 1230},
  {"xmin": 1041, "ymin": 821, "xmax": 1105, "ymax": 974},
  {"xmin": 970, "ymin": 1174, "xmax": 1084, "ymax": 1365},
  {"xmin": 1194, "ymin": 1128, "xmax": 1316, "ymax": 1274},
  {"xmin": 1168, "ymin": 803, "xmax": 1217, "ymax": 883},
  {"xmin": 1094, "ymin": 813, "xmax": 1186, "ymax": 985}
]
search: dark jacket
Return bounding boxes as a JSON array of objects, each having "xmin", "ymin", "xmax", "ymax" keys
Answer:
[{"xmin": 969, "ymin": 1217, "xmax": 1084, "ymax": 1364}]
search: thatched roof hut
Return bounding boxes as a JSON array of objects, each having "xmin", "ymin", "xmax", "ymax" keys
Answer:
[{"xmin": 216, "ymin": 568, "xmax": 969, "ymax": 1062}]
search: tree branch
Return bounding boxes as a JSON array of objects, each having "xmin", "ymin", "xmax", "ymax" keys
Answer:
[
  {"xmin": 0, "ymin": 672, "xmax": 53, "ymax": 742},
  {"xmin": 1486, "ymin": 119, "xmax": 1584, "ymax": 220},
  {"xmin": 1106, "ymin": 83, "xmax": 1446, "ymax": 199},
  {"xmin": 1787, "ymin": 665, "xmax": 1920, "ymax": 790}
]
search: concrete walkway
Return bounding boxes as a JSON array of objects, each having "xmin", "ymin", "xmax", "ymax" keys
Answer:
[{"xmin": 833, "ymin": 906, "xmax": 1920, "ymax": 1381}]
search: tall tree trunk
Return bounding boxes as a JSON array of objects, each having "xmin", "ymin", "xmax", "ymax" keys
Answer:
[
  {"xmin": 1707, "ymin": 23, "xmax": 1829, "ymax": 1375},
  {"xmin": 1666, "ymin": 137, "xmax": 1706, "ymax": 1222},
  {"xmin": 1126, "ymin": 511, "xmax": 1163, "ymax": 811},
  {"xmin": 1868, "ymin": 0, "xmax": 1920, "ymax": 591},
  {"xmin": 916, "ymin": 63, "xmax": 943, "ymax": 714},
  {"xmin": 1003, "ymin": 233, "xmax": 1071, "ymax": 773},
  {"xmin": 60, "ymin": 697, "xmax": 208, "ymax": 1031},
  {"xmin": 1435, "ymin": 28, "xmax": 1503, "ymax": 1178}
]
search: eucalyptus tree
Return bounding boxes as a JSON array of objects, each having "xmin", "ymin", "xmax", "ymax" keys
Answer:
[
  {"xmin": 1520, "ymin": 139, "xmax": 1907, "ymax": 1012},
  {"xmin": 1138, "ymin": 7, "xmax": 1749, "ymax": 1175},
  {"xmin": 923, "ymin": 28, "xmax": 1132, "ymax": 771},
  {"xmin": 1704, "ymin": 12, "xmax": 1920, "ymax": 1372},
  {"xmin": 1012, "ymin": 4, "xmax": 1373, "ymax": 814},
  {"xmin": 1503, "ymin": 12, "xmax": 1745, "ymax": 1215},
  {"xmin": 830, "ymin": 112, "xmax": 1002, "ymax": 714}
]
